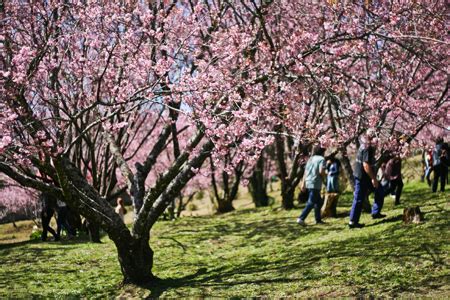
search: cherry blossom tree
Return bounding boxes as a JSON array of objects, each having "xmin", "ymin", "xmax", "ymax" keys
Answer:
[
  {"xmin": 1, "ymin": 0, "xmax": 447, "ymax": 285},
  {"xmin": 0, "ymin": 176, "xmax": 39, "ymax": 223}
]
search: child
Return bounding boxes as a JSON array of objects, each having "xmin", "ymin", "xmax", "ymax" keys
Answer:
[{"xmin": 115, "ymin": 198, "xmax": 127, "ymax": 221}]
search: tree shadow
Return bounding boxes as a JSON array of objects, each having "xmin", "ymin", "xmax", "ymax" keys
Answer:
[
  {"xmin": 366, "ymin": 214, "xmax": 404, "ymax": 227},
  {"xmin": 142, "ymin": 226, "xmax": 449, "ymax": 297},
  {"xmin": 144, "ymin": 190, "xmax": 449, "ymax": 297},
  {"xmin": 0, "ymin": 239, "xmax": 37, "ymax": 250},
  {"xmin": 140, "ymin": 267, "xmax": 208, "ymax": 298}
]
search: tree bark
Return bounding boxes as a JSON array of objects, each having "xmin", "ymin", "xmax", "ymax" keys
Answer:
[
  {"xmin": 340, "ymin": 150, "xmax": 355, "ymax": 189},
  {"xmin": 115, "ymin": 234, "xmax": 154, "ymax": 284},
  {"xmin": 216, "ymin": 199, "xmax": 235, "ymax": 213},
  {"xmin": 274, "ymin": 128, "xmax": 294, "ymax": 210},
  {"xmin": 281, "ymin": 187, "xmax": 295, "ymax": 210},
  {"xmin": 249, "ymin": 155, "xmax": 269, "ymax": 207},
  {"xmin": 52, "ymin": 157, "xmax": 155, "ymax": 283},
  {"xmin": 87, "ymin": 221, "xmax": 101, "ymax": 243},
  {"xmin": 321, "ymin": 192, "xmax": 339, "ymax": 218}
]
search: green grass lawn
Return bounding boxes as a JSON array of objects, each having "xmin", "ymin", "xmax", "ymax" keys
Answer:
[{"xmin": 0, "ymin": 181, "xmax": 448, "ymax": 298}]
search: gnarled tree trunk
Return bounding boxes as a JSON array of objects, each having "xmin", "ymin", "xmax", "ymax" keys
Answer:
[
  {"xmin": 249, "ymin": 154, "xmax": 269, "ymax": 207},
  {"xmin": 116, "ymin": 234, "xmax": 154, "ymax": 284}
]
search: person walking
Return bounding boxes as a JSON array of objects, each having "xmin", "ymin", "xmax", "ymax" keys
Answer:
[
  {"xmin": 40, "ymin": 192, "xmax": 59, "ymax": 241},
  {"xmin": 432, "ymin": 137, "xmax": 446, "ymax": 193},
  {"xmin": 297, "ymin": 145, "xmax": 326, "ymax": 226},
  {"xmin": 349, "ymin": 130, "xmax": 386, "ymax": 229}
]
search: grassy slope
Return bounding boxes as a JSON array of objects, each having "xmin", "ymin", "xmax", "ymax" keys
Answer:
[{"xmin": 0, "ymin": 181, "xmax": 448, "ymax": 298}]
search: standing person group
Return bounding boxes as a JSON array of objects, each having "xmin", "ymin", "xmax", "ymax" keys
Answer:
[
  {"xmin": 40, "ymin": 193, "xmax": 75, "ymax": 241},
  {"xmin": 295, "ymin": 131, "xmax": 401, "ymax": 228},
  {"xmin": 296, "ymin": 130, "xmax": 449, "ymax": 229}
]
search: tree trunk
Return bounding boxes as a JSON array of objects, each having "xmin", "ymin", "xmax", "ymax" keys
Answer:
[
  {"xmin": 115, "ymin": 235, "xmax": 154, "ymax": 284},
  {"xmin": 248, "ymin": 182, "xmax": 269, "ymax": 207},
  {"xmin": 340, "ymin": 151, "xmax": 355, "ymax": 189},
  {"xmin": 216, "ymin": 198, "xmax": 235, "ymax": 213},
  {"xmin": 281, "ymin": 186, "xmax": 295, "ymax": 210},
  {"xmin": 321, "ymin": 192, "xmax": 339, "ymax": 218},
  {"xmin": 249, "ymin": 156, "xmax": 269, "ymax": 207},
  {"xmin": 87, "ymin": 221, "xmax": 101, "ymax": 243},
  {"xmin": 403, "ymin": 207, "xmax": 423, "ymax": 224}
]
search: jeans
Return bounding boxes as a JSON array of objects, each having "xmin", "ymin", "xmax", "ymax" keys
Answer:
[
  {"xmin": 432, "ymin": 164, "xmax": 446, "ymax": 192},
  {"xmin": 299, "ymin": 189, "xmax": 323, "ymax": 222},
  {"xmin": 425, "ymin": 164, "xmax": 433, "ymax": 186},
  {"xmin": 327, "ymin": 175, "xmax": 339, "ymax": 193},
  {"xmin": 349, "ymin": 178, "xmax": 385, "ymax": 224}
]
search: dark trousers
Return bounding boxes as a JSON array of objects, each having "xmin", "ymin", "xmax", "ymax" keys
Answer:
[
  {"xmin": 57, "ymin": 207, "xmax": 74, "ymax": 237},
  {"xmin": 299, "ymin": 189, "xmax": 323, "ymax": 222},
  {"xmin": 388, "ymin": 178, "xmax": 403, "ymax": 204},
  {"xmin": 350, "ymin": 178, "xmax": 385, "ymax": 224},
  {"xmin": 41, "ymin": 208, "xmax": 58, "ymax": 241},
  {"xmin": 432, "ymin": 164, "xmax": 446, "ymax": 192}
]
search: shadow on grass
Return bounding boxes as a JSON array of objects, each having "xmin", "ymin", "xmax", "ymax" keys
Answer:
[
  {"xmin": 367, "ymin": 215, "xmax": 404, "ymax": 227},
  {"xmin": 0, "ymin": 239, "xmax": 38, "ymax": 250},
  {"xmin": 140, "ymin": 265, "xmax": 306, "ymax": 298},
  {"xmin": 143, "ymin": 227, "xmax": 448, "ymax": 297},
  {"xmin": 0, "ymin": 233, "xmax": 102, "ymax": 261},
  {"xmin": 141, "ymin": 186, "xmax": 449, "ymax": 297}
]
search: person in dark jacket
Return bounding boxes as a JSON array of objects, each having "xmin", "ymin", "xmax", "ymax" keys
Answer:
[
  {"xmin": 56, "ymin": 200, "xmax": 75, "ymax": 238},
  {"xmin": 442, "ymin": 142, "xmax": 449, "ymax": 185},
  {"xmin": 432, "ymin": 137, "xmax": 446, "ymax": 193},
  {"xmin": 384, "ymin": 155, "xmax": 403, "ymax": 205},
  {"xmin": 40, "ymin": 192, "xmax": 59, "ymax": 241}
]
